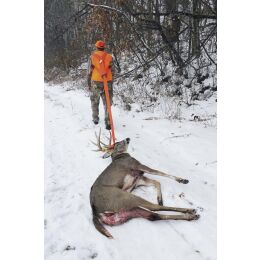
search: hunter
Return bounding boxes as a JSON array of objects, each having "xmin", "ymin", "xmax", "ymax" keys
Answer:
[{"xmin": 87, "ymin": 40, "xmax": 113, "ymax": 130}]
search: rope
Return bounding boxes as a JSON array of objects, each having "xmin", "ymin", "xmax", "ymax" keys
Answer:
[{"xmin": 103, "ymin": 78, "xmax": 116, "ymax": 147}]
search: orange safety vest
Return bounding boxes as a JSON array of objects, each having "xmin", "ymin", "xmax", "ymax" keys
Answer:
[{"xmin": 91, "ymin": 51, "xmax": 113, "ymax": 82}]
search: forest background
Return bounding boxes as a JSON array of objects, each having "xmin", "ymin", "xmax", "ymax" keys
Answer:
[{"xmin": 44, "ymin": 0, "xmax": 217, "ymax": 109}]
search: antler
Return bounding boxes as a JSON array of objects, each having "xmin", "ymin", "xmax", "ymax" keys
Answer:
[{"xmin": 91, "ymin": 128, "xmax": 113, "ymax": 152}]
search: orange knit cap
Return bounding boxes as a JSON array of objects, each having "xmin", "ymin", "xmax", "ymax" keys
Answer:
[{"xmin": 95, "ymin": 40, "xmax": 105, "ymax": 48}]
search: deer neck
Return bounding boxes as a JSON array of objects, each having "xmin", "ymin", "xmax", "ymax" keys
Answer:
[{"xmin": 111, "ymin": 153, "xmax": 130, "ymax": 161}]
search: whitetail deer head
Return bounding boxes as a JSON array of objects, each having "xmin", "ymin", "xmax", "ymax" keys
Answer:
[{"xmin": 91, "ymin": 129, "xmax": 130, "ymax": 159}]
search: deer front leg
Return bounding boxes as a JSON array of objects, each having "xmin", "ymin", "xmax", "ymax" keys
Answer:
[
  {"xmin": 134, "ymin": 176, "xmax": 164, "ymax": 205},
  {"xmin": 135, "ymin": 164, "xmax": 189, "ymax": 184}
]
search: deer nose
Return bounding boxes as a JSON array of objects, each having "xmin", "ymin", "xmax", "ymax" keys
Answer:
[{"xmin": 126, "ymin": 138, "xmax": 130, "ymax": 144}]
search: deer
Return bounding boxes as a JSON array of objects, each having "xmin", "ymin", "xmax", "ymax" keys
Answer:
[{"xmin": 90, "ymin": 130, "xmax": 200, "ymax": 239}]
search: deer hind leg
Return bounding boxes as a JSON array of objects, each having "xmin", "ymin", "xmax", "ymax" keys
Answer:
[
  {"xmin": 126, "ymin": 190, "xmax": 197, "ymax": 215},
  {"xmin": 99, "ymin": 208, "xmax": 156, "ymax": 226},
  {"xmin": 132, "ymin": 176, "xmax": 164, "ymax": 205},
  {"xmin": 100, "ymin": 207, "xmax": 199, "ymax": 226},
  {"xmin": 136, "ymin": 207, "xmax": 199, "ymax": 221},
  {"xmin": 140, "ymin": 200, "xmax": 197, "ymax": 214}
]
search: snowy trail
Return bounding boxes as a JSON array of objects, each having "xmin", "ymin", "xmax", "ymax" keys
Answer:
[{"xmin": 44, "ymin": 84, "xmax": 216, "ymax": 260}]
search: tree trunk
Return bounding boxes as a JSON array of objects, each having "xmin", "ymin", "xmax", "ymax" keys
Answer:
[{"xmin": 192, "ymin": 0, "xmax": 201, "ymax": 57}]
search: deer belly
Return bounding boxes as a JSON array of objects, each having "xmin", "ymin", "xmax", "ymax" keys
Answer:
[
  {"xmin": 122, "ymin": 175, "xmax": 139, "ymax": 192},
  {"xmin": 100, "ymin": 210, "xmax": 141, "ymax": 226}
]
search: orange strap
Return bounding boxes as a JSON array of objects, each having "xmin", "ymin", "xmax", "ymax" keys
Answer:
[{"xmin": 103, "ymin": 78, "xmax": 116, "ymax": 147}]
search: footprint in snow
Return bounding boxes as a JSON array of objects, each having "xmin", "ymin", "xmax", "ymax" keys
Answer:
[
  {"xmin": 64, "ymin": 245, "xmax": 76, "ymax": 251},
  {"xmin": 197, "ymin": 206, "xmax": 204, "ymax": 212},
  {"xmin": 89, "ymin": 252, "xmax": 98, "ymax": 259}
]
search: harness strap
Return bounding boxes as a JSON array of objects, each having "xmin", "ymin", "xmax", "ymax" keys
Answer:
[
  {"xmin": 92, "ymin": 52, "xmax": 108, "ymax": 79},
  {"xmin": 103, "ymin": 78, "xmax": 116, "ymax": 146}
]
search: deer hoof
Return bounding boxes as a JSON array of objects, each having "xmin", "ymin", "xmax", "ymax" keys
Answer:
[
  {"xmin": 190, "ymin": 214, "xmax": 200, "ymax": 220},
  {"xmin": 158, "ymin": 197, "xmax": 163, "ymax": 206},
  {"xmin": 179, "ymin": 179, "xmax": 189, "ymax": 184},
  {"xmin": 187, "ymin": 209, "xmax": 197, "ymax": 214}
]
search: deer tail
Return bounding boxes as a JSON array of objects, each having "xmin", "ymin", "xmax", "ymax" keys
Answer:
[{"xmin": 92, "ymin": 206, "xmax": 113, "ymax": 239}]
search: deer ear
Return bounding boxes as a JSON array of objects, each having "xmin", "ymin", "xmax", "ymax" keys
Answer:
[{"xmin": 102, "ymin": 152, "xmax": 111, "ymax": 159}]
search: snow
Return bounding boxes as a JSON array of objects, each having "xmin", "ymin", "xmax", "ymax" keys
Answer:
[{"xmin": 45, "ymin": 83, "xmax": 216, "ymax": 260}]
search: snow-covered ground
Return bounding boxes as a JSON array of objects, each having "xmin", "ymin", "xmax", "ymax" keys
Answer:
[{"xmin": 44, "ymin": 83, "xmax": 216, "ymax": 260}]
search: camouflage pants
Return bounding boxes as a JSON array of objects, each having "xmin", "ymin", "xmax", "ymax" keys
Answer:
[{"xmin": 90, "ymin": 81, "xmax": 113, "ymax": 125}]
